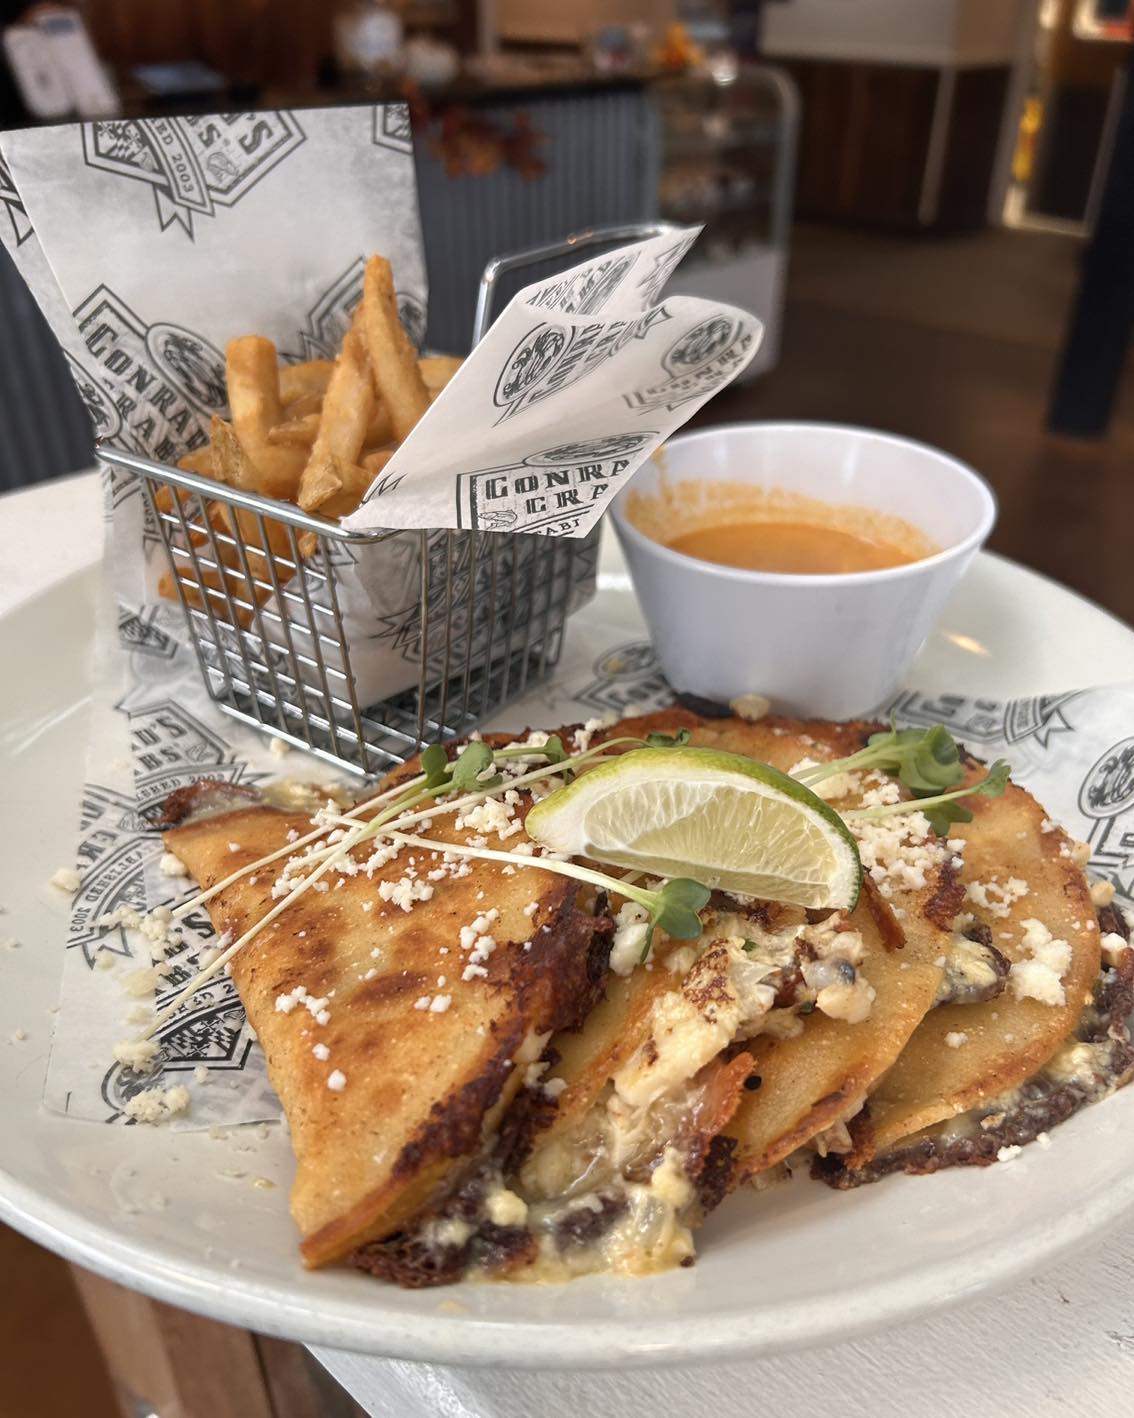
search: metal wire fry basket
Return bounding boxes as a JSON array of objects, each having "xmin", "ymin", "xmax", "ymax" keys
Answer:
[{"xmin": 97, "ymin": 223, "xmax": 672, "ymax": 779}]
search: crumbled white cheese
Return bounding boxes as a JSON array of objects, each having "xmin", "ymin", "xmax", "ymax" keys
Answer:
[
  {"xmin": 123, "ymin": 1085, "xmax": 190, "ymax": 1125},
  {"xmin": 1007, "ymin": 918, "xmax": 1072, "ymax": 1006},
  {"xmin": 484, "ymin": 1185, "xmax": 529, "ymax": 1228},
  {"xmin": 850, "ymin": 806, "xmax": 947, "ymax": 893},
  {"xmin": 1036, "ymin": 1132, "xmax": 1052, "ymax": 1150},
  {"xmin": 572, "ymin": 716, "xmax": 611, "ymax": 753},
  {"xmin": 1101, "ymin": 931, "xmax": 1130, "ymax": 965},
  {"xmin": 997, "ymin": 1144, "xmax": 1022, "ymax": 1164},
  {"xmin": 158, "ymin": 851, "xmax": 188, "ymax": 878},
  {"xmin": 228, "ymin": 841, "xmax": 241, "ymax": 854},
  {"xmin": 312, "ymin": 1042, "xmax": 330, "ymax": 1061},
  {"xmin": 455, "ymin": 796, "xmax": 523, "ymax": 841},
  {"xmin": 326, "ymin": 1069, "xmax": 346, "ymax": 1091},
  {"xmin": 430, "ymin": 994, "xmax": 453, "ymax": 1013},
  {"xmin": 50, "ymin": 867, "xmax": 81, "ymax": 893},
  {"xmin": 269, "ymin": 736, "xmax": 291, "ymax": 758},
  {"xmin": 377, "ymin": 876, "xmax": 434, "ymax": 912},
  {"xmin": 1090, "ymin": 878, "xmax": 1116, "ymax": 908},
  {"xmin": 121, "ymin": 967, "xmax": 162, "ymax": 997},
  {"xmin": 113, "ymin": 1038, "xmax": 159, "ymax": 1073},
  {"xmin": 194, "ymin": 1065, "xmax": 209, "ymax": 1083},
  {"xmin": 461, "ymin": 934, "xmax": 497, "ymax": 982},
  {"xmin": 965, "ymin": 876, "xmax": 1029, "ymax": 919},
  {"xmin": 944, "ymin": 1031, "xmax": 969, "ymax": 1049},
  {"xmin": 815, "ymin": 974, "xmax": 875, "ymax": 1023},
  {"xmin": 729, "ymin": 692, "xmax": 771, "ymax": 722},
  {"xmin": 522, "ymin": 900, "xmax": 539, "ymax": 917},
  {"xmin": 542, "ymin": 1076, "xmax": 568, "ymax": 1100},
  {"xmin": 610, "ymin": 900, "xmax": 651, "ymax": 975}
]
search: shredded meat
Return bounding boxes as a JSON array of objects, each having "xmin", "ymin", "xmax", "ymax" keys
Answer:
[{"xmin": 695, "ymin": 1134, "xmax": 738, "ymax": 1217}]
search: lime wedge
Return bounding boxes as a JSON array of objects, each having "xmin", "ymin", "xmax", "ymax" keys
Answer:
[{"xmin": 526, "ymin": 747, "xmax": 861, "ymax": 910}]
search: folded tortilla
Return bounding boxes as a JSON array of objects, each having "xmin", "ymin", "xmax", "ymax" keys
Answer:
[
  {"xmin": 839, "ymin": 774, "xmax": 1102, "ymax": 1166},
  {"xmin": 161, "ymin": 768, "xmax": 611, "ymax": 1269}
]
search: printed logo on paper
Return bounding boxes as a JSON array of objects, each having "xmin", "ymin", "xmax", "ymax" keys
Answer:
[
  {"xmin": 493, "ymin": 306, "xmax": 671, "ymax": 423},
  {"xmin": 885, "ymin": 691, "xmax": 1003, "ymax": 741},
  {"xmin": 128, "ymin": 701, "xmax": 237, "ymax": 810},
  {"xmin": 0, "ymin": 155, "xmax": 32, "ymax": 246},
  {"xmin": 452, "ymin": 433, "xmax": 656, "ymax": 535},
  {"xmin": 634, "ymin": 231, "xmax": 698, "ymax": 308},
  {"xmin": 526, "ymin": 253, "xmax": 637, "ymax": 316},
  {"xmin": 371, "ymin": 103, "xmax": 413, "ymax": 155},
  {"xmin": 1080, "ymin": 738, "xmax": 1134, "ymax": 820},
  {"xmin": 118, "ymin": 606, "xmax": 177, "ymax": 660},
  {"xmin": 1003, "ymin": 693, "xmax": 1079, "ymax": 748},
  {"xmin": 575, "ymin": 640, "xmax": 671, "ymax": 717},
  {"xmin": 623, "ymin": 314, "xmax": 755, "ymax": 414},
  {"xmin": 67, "ymin": 784, "xmax": 151, "ymax": 963},
  {"xmin": 81, "ymin": 112, "xmax": 305, "ymax": 237},
  {"xmin": 889, "ymin": 690, "xmax": 1079, "ymax": 749},
  {"xmin": 65, "ymin": 351, "xmax": 124, "ymax": 440},
  {"xmin": 72, "ymin": 284, "xmax": 222, "ymax": 460},
  {"xmin": 284, "ymin": 256, "xmax": 425, "ymax": 361}
]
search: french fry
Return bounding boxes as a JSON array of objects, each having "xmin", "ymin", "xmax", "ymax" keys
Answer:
[
  {"xmin": 364, "ymin": 398, "xmax": 393, "ymax": 447},
  {"xmin": 226, "ymin": 337, "xmax": 283, "ymax": 447},
  {"xmin": 361, "ymin": 255, "xmax": 430, "ymax": 441},
  {"xmin": 297, "ymin": 325, "xmax": 376, "ymax": 512},
  {"xmin": 308, "ymin": 452, "xmax": 391, "ymax": 520},
  {"xmin": 267, "ymin": 411, "xmax": 321, "ymax": 448},
  {"xmin": 361, "ymin": 448, "xmax": 395, "ymax": 475},
  {"xmin": 178, "ymin": 445, "xmax": 218, "ymax": 478},
  {"xmin": 418, "ymin": 354, "xmax": 463, "ymax": 394},
  {"xmin": 225, "ymin": 337, "xmax": 307, "ymax": 499},
  {"xmin": 280, "ymin": 391, "xmax": 324, "ymax": 420},
  {"xmin": 279, "ymin": 359, "xmax": 334, "ymax": 403}
]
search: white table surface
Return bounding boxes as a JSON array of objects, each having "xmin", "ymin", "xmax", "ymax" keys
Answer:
[{"xmin": 4, "ymin": 473, "xmax": 1133, "ymax": 1418}]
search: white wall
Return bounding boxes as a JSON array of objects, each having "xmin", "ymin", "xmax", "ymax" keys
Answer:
[{"xmin": 762, "ymin": 0, "xmax": 1030, "ymax": 67}]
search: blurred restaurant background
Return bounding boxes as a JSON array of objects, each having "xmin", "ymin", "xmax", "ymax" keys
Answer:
[{"xmin": 2, "ymin": 3, "xmax": 1134, "ymax": 1415}]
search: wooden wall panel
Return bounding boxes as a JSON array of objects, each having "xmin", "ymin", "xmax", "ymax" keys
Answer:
[{"xmin": 80, "ymin": 0, "xmax": 334, "ymax": 90}]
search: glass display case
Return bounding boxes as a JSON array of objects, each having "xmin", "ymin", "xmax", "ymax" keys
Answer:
[{"xmin": 654, "ymin": 63, "xmax": 798, "ymax": 377}]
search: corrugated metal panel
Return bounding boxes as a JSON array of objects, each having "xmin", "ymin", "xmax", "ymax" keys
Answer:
[
  {"xmin": 0, "ymin": 242, "xmax": 93, "ymax": 492},
  {"xmin": 416, "ymin": 88, "xmax": 660, "ymax": 353}
]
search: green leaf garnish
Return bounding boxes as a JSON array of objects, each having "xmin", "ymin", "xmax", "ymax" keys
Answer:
[
  {"xmin": 542, "ymin": 734, "xmax": 569, "ymax": 764},
  {"xmin": 451, "ymin": 741, "xmax": 500, "ymax": 791},
  {"xmin": 421, "ymin": 743, "xmax": 450, "ymax": 791},
  {"xmin": 865, "ymin": 722, "xmax": 965, "ymax": 796},
  {"xmin": 645, "ymin": 727, "xmax": 692, "ymax": 748},
  {"xmin": 655, "ymin": 877, "xmax": 712, "ymax": 939},
  {"xmin": 845, "ymin": 758, "xmax": 1010, "ymax": 832}
]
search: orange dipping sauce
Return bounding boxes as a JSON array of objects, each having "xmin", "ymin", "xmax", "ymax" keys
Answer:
[
  {"xmin": 668, "ymin": 519, "xmax": 919, "ymax": 574},
  {"xmin": 626, "ymin": 478, "xmax": 938, "ymax": 577}
]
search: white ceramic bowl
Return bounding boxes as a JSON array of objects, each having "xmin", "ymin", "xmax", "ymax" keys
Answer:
[{"xmin": 610, "ymin": 421, "xmax": 997, "ymax": 719}]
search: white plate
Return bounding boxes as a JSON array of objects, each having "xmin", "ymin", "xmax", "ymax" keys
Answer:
[{"xmin": 3, "ymin": 546, "xmax": 1134, "ymax": 1371}]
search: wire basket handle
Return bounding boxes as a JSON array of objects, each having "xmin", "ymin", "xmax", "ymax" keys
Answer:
[{"xmin": 471, "ymin": 220, "xmax": 678, "ymax": 346}]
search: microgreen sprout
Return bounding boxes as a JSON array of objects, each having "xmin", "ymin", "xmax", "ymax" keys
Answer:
[
  {"xmin": 150, "ymin": 724, "xmax": 708, "ymax": 1031},
  {"xmin": 645, "ymin": 727, "xmax": 692, "ymax": 748},
  {"xmin": 791, "ymin": 721, "xmax": 1010, "ymax": 837},
  {"xmin": 793, "ymin": 722, "xmax": 965, "ymax": 797},
  {"xmin": 842, "ymin": 759, "xmax": 1011, "ymax": 836},
  {"xmin": 385, "ymin": 830, "xmax": 709, "ymax": 961}
]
